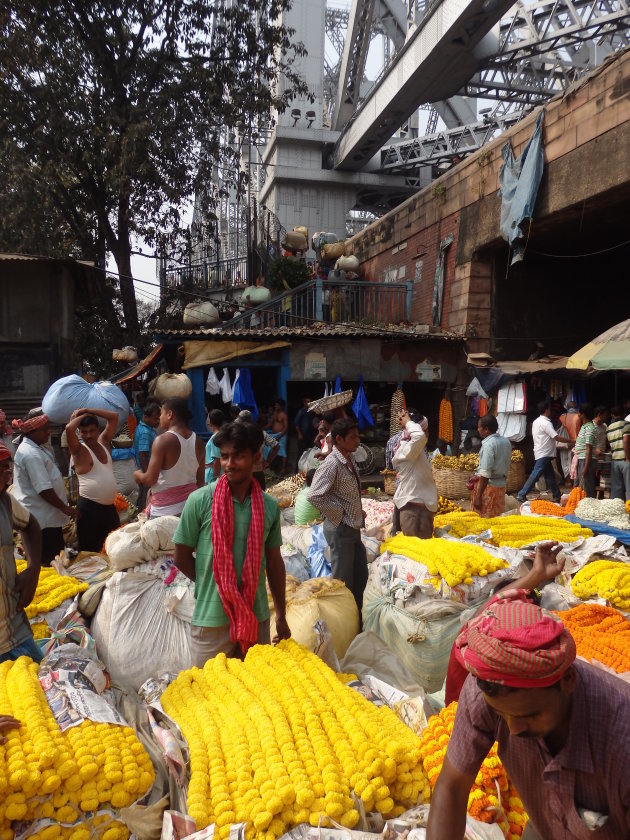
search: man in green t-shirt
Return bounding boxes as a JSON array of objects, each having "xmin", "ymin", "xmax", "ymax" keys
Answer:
[{"xmin": 174, "ymin": 421, "xmax": 290, "ymax": 666}]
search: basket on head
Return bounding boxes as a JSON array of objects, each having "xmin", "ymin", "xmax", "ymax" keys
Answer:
[{"xmin": 307, "ymin": 390, "xmax": 354, "ymax": 415}]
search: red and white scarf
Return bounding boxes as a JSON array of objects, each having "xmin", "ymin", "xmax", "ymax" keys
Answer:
[{"xmin": 211, "ymin": 474, "xmax": 265, "ymax": 655}]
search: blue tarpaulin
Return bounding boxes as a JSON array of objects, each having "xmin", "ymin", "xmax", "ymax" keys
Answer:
[
  {"xmin": 352, "ymin": 375, "xmax": 374, "ymax": 429},
  {"xmin": 499, "ymin": 111, "xmax": 544, "ymax": 263},
  {"xmin": 565, "ymin": 514, "xmax": 630, "ymax": 547}
]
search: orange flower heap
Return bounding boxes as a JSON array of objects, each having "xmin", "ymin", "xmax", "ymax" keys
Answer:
[
  {"xmin": 114, "ymin": 493, "xmax": 129, "ymax": 513},
  {"xmin": 558, "ymin": 603, "xmax": 630, "ymax": 673},
  {"xmin": 418, "ymin": 702, "xmax": 528, "ymax": 839},
  {"xmin": 529, "ymin": 500, "xmax": 565, "ymax": 517},
  {"xmin": 564, "ymin": 487, "xmax": 586, "ymax": 514}
]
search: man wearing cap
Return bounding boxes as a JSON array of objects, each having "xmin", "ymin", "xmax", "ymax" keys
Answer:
[
  {"xmin": 426, "ymin": 562, "xmax": 630, "ymax": 839},
  {"xmin": 12, "ymin": 412, "xmax": 76, "ymax": 566},
  {"xmin": 0, "ymin": 441, "xmax": 44, "ymax": 667}
]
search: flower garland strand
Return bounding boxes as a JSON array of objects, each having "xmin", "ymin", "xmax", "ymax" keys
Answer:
[
  {"xmin": 15, "ymin": 560, "xmax": 88, "ymax": 620},
  {"xmin": 571, "ymin": 560, "xmax": 630, "ymax": 611},
  {"xmin": 557, "ymin": 603, "xmax": 630, "ymax": 673},
  {"xmin": 161, "ymin": 640, "xmax": 431, "ymax": 840},
  {"xmin": 433, "ymin": 512, "xmax": 592, "ymax": 548},
  {"xmin": 418, "ymin": 703, "xmax": 528, "ymax": 840}
]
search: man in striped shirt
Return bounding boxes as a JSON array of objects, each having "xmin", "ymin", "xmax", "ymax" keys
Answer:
[
  {"xmin": 607, "ymin": 406, "xmax": 630, "ymax": 501},
  {"xmin": 307, "ymin": 418, "xmax": 367, "ymax": 612},
  {"xmin": 573, "ymin": 404, "xmax": 605, "ymax": 498}
]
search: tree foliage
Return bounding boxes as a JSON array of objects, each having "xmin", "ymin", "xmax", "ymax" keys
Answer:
[
  {"xmin": 267, "ymin": 256, "xmax": 311, "ymax": 292},
  {"xmin": 0, "ymin": 0, "xmax": 307, "ymax": 336}
]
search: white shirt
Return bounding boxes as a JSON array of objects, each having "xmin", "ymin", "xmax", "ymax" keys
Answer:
[
  {"xmin": 392, "ymin": 421, "xmax": 438, "ymax": 512},
  {"xmin": 532, "ymin": 414, "xmax": 558, "ymax": 459},
  {"xmin": 12, "ymin": 437, "xmax": 69, "ymax": 529}
]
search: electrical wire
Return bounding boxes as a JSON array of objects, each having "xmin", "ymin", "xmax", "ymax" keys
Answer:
[{"xmin": 532, "ymin": 237, "xmax": 630, "ymax": 258}]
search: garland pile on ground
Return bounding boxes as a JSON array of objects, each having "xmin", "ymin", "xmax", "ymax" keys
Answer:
[
  {"xmin": 15, "ymin": 560, "xmax": 88, "ymax": 619},
  {"xmin": 558, "ymin": 603, "xmax": 630, "ymax": 672},
  {"xmin": 379, "ymin": 535, "xmax": 507, "ymax": 587},
  {"xmin": 571, "ymin": 559, "xmax": 630, "ymax": 610},
  {"xmin": 437, "ymin": 496, "xmax": 462, "ymax": 515},
  {"xmin": 0, "ymin": 657, "xmax": 155, "ymax": 839},
  {"xmin": 574, "ymin": 497, "xmax": 630, "ymax": 530},
  {"xmin": 161, "ymin": 640, "xmax": 430, "ymax": 839},
  {"xmin": 529, "ymin": 488, "xmax": 589, "ymax": 517},
  {"xmin": 419, "ymin": 703, "xmax": 528, "ymax": 840},
  {"xmin": 433, "ymin": 511, "xmax": 592, "ymax": 548}
]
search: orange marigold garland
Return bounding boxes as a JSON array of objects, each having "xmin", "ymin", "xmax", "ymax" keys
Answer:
[
  {"xmin": 114, "ymin": 492, "xmax": 129, "ymax": 513},
  {"xmin": 564, "ymin": 487, "xmax": 586, "ymax": 514},
  {"xmin": 558, "ymin": 603, "xmax": 630, "ymax": 673},
  {"xmin": 418, "ymin": 703, "xmax": 528, "ymax": 838},
  {"xmin": 529, "ymin": 500, "xmax": 565, "ymax": 517}
]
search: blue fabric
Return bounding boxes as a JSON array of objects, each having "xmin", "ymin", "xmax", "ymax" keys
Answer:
[
  {"xmin": 499, "ymin": 111, "xmax": 544, "ymax": 259},
  {"xmin": 0, "ymin": 636, "xmax": 43, "ymax": 664},
  {"xmin": 42, "ymin": 375, "xmax": 130, "ymax": 427},
  {"xmin": 334, "ymin": 376, "xmax": 342, "ymax": 394},
  {"xmin": 307, "ymin": 524, "xmax": 332, "ymax": 578},
  {"xmin": 111, "ymin": 447, "xmax": 136, "ymax": 462},
  {"xmin": 232, "ymin": 369, "xmax": 258, "ymax": 421},
  {"xmin": 352, "ymin": 376, "xmax": 374, "ymax": 429},
  {"xmin": 133, "ymin": 421, "xmax": 157, "ymax": 467},
  {"xmin": 517, "ymin": 456, "xmax": 560, "ymax": 502},
  {"xmin": 564, "ymin": 514, "xmax": 630, "ymax": 546}
]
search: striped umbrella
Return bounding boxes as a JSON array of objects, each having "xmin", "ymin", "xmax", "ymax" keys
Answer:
[{"xmin": 567, "ymin": 318, "xmax": 630, "ymax": 370}]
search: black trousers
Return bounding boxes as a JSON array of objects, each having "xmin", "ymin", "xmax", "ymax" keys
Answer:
[
  {"xmin": 41, "ymin": 527, "xmax": 65, "ymax": 567},
  {"xmin": 77, "ymin": 496, "xmax": 120, "ymax": 552}
]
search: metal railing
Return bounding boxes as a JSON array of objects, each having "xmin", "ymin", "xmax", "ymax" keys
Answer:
[
  {"xmin": 162, "ymin": 255, "xmax": 249, "ymax": 292},
  {"xmin": 219, "ymin": 277, "xmax": 413, "ymax": 330}
]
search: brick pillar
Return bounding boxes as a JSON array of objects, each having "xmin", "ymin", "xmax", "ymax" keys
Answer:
[{"xmin": 447, "ymin": 257, "xmax": 492, "ymax": 354}]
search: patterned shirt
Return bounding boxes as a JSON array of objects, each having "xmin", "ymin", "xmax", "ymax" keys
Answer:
[
  {"xmin": 477, "ymin": 433, "xmax": 512, "ymax": 486},
  {"xmin": 607, "ymin": 419, "xmax": 630, "ymax": 461},
  {"xmin": 133, "ymin": 421, "xmax": 157, "ymax": 468},
  {"xmin": 307, "ymin": 447, "xmax": 363, "ymax": 529},
  {"xmin": 0, "ymin": 494, "xmax": 32, "ymax": 655},
  {"xmin": 447, "ymin": 661, "xmax": 630, "ymax": 839},
  {"xmin": 574, "ymin": 420, "xmax": 598, "ymax": 460}
]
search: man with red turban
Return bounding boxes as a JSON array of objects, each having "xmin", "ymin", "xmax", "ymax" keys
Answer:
[{"xmin": 427, "ymin": 590, "xmax": 630, "ymax": 839}]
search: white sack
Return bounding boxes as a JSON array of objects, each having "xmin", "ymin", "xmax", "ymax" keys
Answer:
[
  {"xmin": 140, "ymin": 516, "xmax": 180, "ymax": 553},
  {"xmin": 105, "ymin": 522, "xmax": 151, "ymax": 571},
  {"xmin": 92, "ymin": 572, "xmax": 191, "ymax": 691}
]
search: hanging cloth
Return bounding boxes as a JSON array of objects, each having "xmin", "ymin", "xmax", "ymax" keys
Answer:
[
  {"xmin": 352, "ymin": 376, "xmax": 374, "ymax": 430},
  {"xmin": 324, "ymin": 382, "xmax": 330, "ymax": 398},
  {"xmin": 206, "ymin": 367, "xmax": 220, "ymax": 396},
  {"xmin": 334, "ymin": 376, "xmax": 342, "ymax": 394},
  {"xmin": 218, "ymin": 368, "xmax": 233, "ymax": 403},
  {"xmin": 432, "ymin": 234, "xmax": 454, "ymax": 326},
  {"xmin": 232, "ymin": 368, "xmax": 258, "ymax": 421}
]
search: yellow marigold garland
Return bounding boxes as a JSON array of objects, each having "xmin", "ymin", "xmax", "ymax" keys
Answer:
[
  {"xmin": 15, "ymin": 561, "xmax": 88, "ymax": 620},
  {"xmin": 557, "ymin": 603, "xmax": 630, "ymax": 673},
  {"xmin": 437, "ymin": 496, "xmax": 462, "ymax": 515},
  {"xmin": 571, "ymin": 559, "xmax": 630, "ymax": 610},
  {"xmin": 0, "ymin": 657, "xmax": 155, "ymax": 839},
  {"xmin": 379, "ymin": 535, "xmax": 507, "ymax": 587},
  {"xmin": 161, "ymin": 640, "xmax": 431, "ymax": 839},
  {"xmin": 433, "ymin": 511, "xmax": 592, "ymax": 548},
  {"xmin": 438, "ymin": 398, "xmax": 453, "ymax": 443},
  {"xmin": 419, "ymin": 703, "xmax": 528, "ymax": 839}
]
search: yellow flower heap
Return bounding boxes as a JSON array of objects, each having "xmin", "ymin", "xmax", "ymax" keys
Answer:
[
  {"xmin": 433, "ymin": 512, "xmax": 592, "ymax": 548},
  {"xmin": 379, "ymin": 535, "xmax": 507, "ymax": 587},
  {"xmin": 419, "ymin": 703, "xmax": 527, "ymax": 840},
  {"xmin": 15, "ymin": 560, "xmax": 88, "ymax": 620},
  {"xmin": 161, "ymin": 640, "xmax": 430, "ymax": 839},
  {"xmin": 0, "ymin": 657, "xmax": 155, "ymax": 840},
  {"xmin": 571, "ymin": 559, "xmax": 630, "ymax": 610}
]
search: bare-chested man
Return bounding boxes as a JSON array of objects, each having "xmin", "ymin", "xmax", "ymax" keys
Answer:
[
  {"xmin": 265, "ymin": 398, "xmax": 288, "ymax": 475},
  {"xmin": 134, "ymin": 397, "xmax": 205, "ymax": 517}
]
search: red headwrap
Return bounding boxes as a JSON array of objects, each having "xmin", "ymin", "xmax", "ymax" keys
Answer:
[
  {"xmin": 11, "ymin": 414, "xmax": 49, "ymax": 434},
  {"xmin": 456, "ymin": 589, "xmax": 576, "ymax": 689},
  {"xmin": 0, "ymin": 442, "xmax": 11, "ymax": 461}
]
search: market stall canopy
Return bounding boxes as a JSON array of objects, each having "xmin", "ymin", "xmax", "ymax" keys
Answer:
[
  {"xmin": 111, "ymin": 344, "xmax": 164, "ymax": 384},
  {"xmin": 567, "ymin": 318, "xmax": 630, "ymax": 370},
  {"xmin": 182, "ymin": 339, "xmax": 290, "ymax": 369}
]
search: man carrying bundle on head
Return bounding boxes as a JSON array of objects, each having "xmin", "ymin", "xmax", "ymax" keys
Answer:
[
  {"xmin": 134, "ymin": 397, "xmax": 205, "ymax": 518},
  {"xmin": 173, "ymin": 421, "xmax": 290, "ymax": 666},
  {"xmin": 427, "ymin": 589, "xmax": 630, "ymax": 840}
]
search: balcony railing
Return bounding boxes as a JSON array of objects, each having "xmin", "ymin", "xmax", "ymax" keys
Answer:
[
  {"xmin": 218, "ymin": 277, "xmax": 413, "ymax": 330},
  {"xmin": 162, "ymin": 255, "xmax": 249, "ymax": 292}
]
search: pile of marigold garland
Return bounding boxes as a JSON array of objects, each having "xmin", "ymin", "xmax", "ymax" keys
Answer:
[
  {"xmin": 433, "ymin": 511, "xmax": 592, "ymax": 548},
  {"xmin": 0, "ymin": 657, "xmax": 155, "ymax": 839},
  {"xmin": 571, "ymin": 559, "xmax": 630, "ymax": 610},
  {"xmin": 15, "ymin": 560, "xmax": 88, "ymax": 620},
  {"xmin": 419, "ymin": 703, "xmax": 528, "ymax": 840},
  {"xmin": 379, "ymin": 535, "xmax": 507, "ymax": 587},
  {"xmin": 529, "ymin": 487, "xmax": 586, "ymax": 518},
  {"xmin": 558, "ymin": 603, "xmax": 630, "ymax": 672},
  {"xmin": 161, "ymin": 640, "xmax": 430, "ymax": 839}
]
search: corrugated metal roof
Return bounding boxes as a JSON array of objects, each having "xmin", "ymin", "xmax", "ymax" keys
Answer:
[
  {"xmin": 0, "ymin": 253, "xmax": 94, "ymax": 268},
  {"xmin": 155, "ymin": 323, "xmax": 463, "ymax": 341}
]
